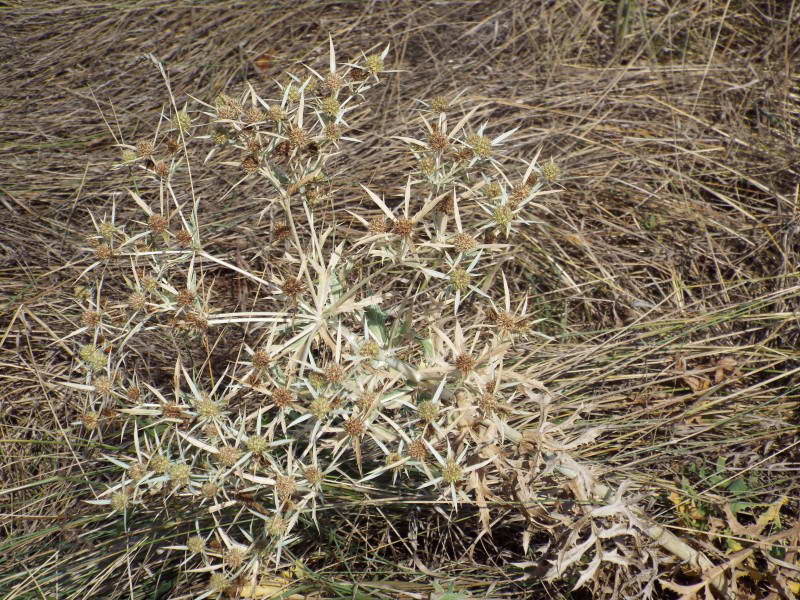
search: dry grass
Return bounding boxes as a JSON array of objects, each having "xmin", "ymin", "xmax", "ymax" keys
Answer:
[{"xmin": 2, "ymin": 1, "xmax": 799, "ymax": 599}]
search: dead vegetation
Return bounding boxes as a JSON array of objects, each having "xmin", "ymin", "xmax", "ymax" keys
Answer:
[{"xmin": 1, "ymin": 1, "xmax": 799, "ymax": 599}]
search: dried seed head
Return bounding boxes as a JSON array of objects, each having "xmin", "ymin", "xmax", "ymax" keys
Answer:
[
  {"xmin": 542, "ymin": 160, "xmax": 561, "ymax": 182},
  {"xmin": 136, "ymin": 140, "xmax": 154, "ymax": 158},
  {"xmin": 176, "ymin": 287, "xmax": 195, "ymax": 307},
  {"xmin": 173, "ymin": 110, "xmax": 191, "ymax": 133},
  {"xmin": 309, "ymin": 396, "xmax": 331, "ymax": 420},
  {"xmin": 175, "ymin": 229, "xmax": 193, "ymax": 248},
  {"xmin": 323, "ymin": 364, "xmax": 345, "ymax": 384},
  {"xmin": 246, "ymin": 435, "xmax": 269, "ymax": 455},
  {"xmin": 275, "ymin": 474, "xmax": 296, "ymax": 499},
  {"xmin": 271, "ymin": 221, "xmax": 291, "ymax": 242},
  {"xmin": 252, "ymin": 349, "xmax": 271, "ymax": 370},
  {"xmin": 392, "ymin": 217, "xmax": 414, "ymax": 237},
  {"xmin": 418, "ymin": 156, "xmax": 436, "ymax": 176},
  {"xmin": 484, "ymin": 181, "xmax": 502, "ymax": 198},
  {"xmin": 82, "ymin": 310, "xmax": 101, "ymax": 327},
  {"xmin": 344, "ymin": 415, "xmax": 366, "ymax": 438},
  {"xmin": 126, "ymin": 386, "xmax": 141, "ymax": 402},
  {"xmin": 208, "ymin": 573, "xmax": 230, "ymax": 594},
  {"xmin": 244, "ymin": 106, "xmax": 264, "ymax": 124},
  {"xmin": 287, "ymin": 124, "xmax": 309, "ymax": 149},
  {"xmin": 357, "ymin": 391, "xmax": 377, "ymax": 413},
  {"xmin": 271, "ymin": 387, "xmax": 294, "ymax": 409},
  {"xmin": 323, "ymin": 72, "xmax": 344, "ymax": 94},
  {"xmin": 216, "ymin": 445, "xmax": 241, "ymax": 467},
  {"xmin": 81, "ymin": 411, "xmax": 100, "ymax": 430},
  {"xmin": 359, "ymin": 341, "xmax": 380, "ymax": 359},
  {"xmin": 98, "ymin": 222, "xmax": 116, "ymax": 240},
  {"xmin": 449, "ymin": 268, "xmax": 471, "ymax": 292},
  {"xmin": 451, "ymin": 232, "xmax": 477, "ymax": 253},
  {"xmin": 324, "ymin": 122, "xmax": 342, "ymax": 141},
  {"xmin": 493, "ymin": 205, "xmax": 513, "ymax": 227},
  {"xmin": 427, "ymin": 128, "xmax": 450, "ymax": 152},
  {"xmin": 164, "ymin": 402, "xmax": 185, "ymax": 420},
  {"xmin": 127, "ymin": 292, "xmax": 146, "ymax": 312},
  {"xmin": 93, "ymin": 375, "xmax": 113, "ymax": 396},
  {"xmin": 129, "ymin": 461, "xmax": 147, "ymax": 481},
  {"xmin": 165, "ymin": 137, "xmax": 181, "ymax": 154},
  {"xmin": 509, "ymin": 183, "xmax": 532, "ymax": 210},
  {"xmin": 466, "ymin": 134, "xmax": 491, "ymax": 158},
  {"xmin": 365, "ymin": 54, "xmax": 384, "ymax": 75},
  {"xmin": 187, "ymin": 535, "xmax": 205, "ymax": 554},
  {"xmin": 417, "ymin": 400, "xmax": 439, "ymax": 423},
  {"xmin": 477, "ymin": 389, "xmax": 497, "ymax": 415},
  {"xmin": 454, "ymin": 353, "xmax": 476, "ymax": 375},
  {"xmin": 149, "ymin": 454, "xmax": 170, "ymax": 474},
  {"xmin": 408, "ymin": 438, "xmax": 428, "ymax": 461},
  {"xmin": 196, "ymin": 397, "xmax": 222, "ymax": 419},
  {"xmin": 267, "ymin": 105, "xmax": 287, "ymax": 122},
  {"xmin": 281, "ymin": 277, "xmax": 306, "ymax": 299},
  {"xmin": 148, "ymin": 214, "xmax": 168, "ymax": 234},
  {"xmin": 110, "ymin": 491, "xmax": 130, "ymax": 512},
  {"xmin": 430, "ymin": 95, "xmax": 450, "ymax": 113},
  {"xmin": 436, "ymin": 195, "xmax": 454, "ymax": 215},
  {"xmin": 200, "ymin": 481, "xmax": 219, "ymax": 499},
  {"xmin": 94, "ymin": 244, "xmax": 113, "ymax": 261},
  {"xmin": 268, "ymin": 516, "xmax": 287, "ymax": 536},
  {"xmin": 153, "ymin": 161, "xmax": 169, "ymax": 179},
  {"xmin": 442, "ymin": 458, "xmax": 463, "ymax": 484},
  {"xmin": 79, "ymin": 344, "xmax": 106, "ymax": 370},
  {"xmin": 224, "ymin": 547, "xmax": 247, "ymax": 569},
  {"xmin": 368, "ymin": 216, "xmax": 389, "ymax": 234},
  {"xmin": 321, "ymin": 96, "xmax": 340, "ymax": 117},
  {"xmin": 386, "ymin": 451, "xmax": 403, "ymax": 470},
  {"xmin": 241, "ymin": 155, "xmax": 259, "ymax": 173},
  {"xmin": 304, "ymin": 466, "xmax": 323, "ymax": 486},
  {"xmin": 169, "ymin": 462, "xmax": 191, "ymax": 485}
]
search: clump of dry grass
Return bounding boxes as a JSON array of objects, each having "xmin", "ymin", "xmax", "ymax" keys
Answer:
[{"xmin": 2, "ymin": 2, "xmax": 799, "ymax": 599}]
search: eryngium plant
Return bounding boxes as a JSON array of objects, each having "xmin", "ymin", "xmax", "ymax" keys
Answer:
[{"xmin": 65, "ymin": 37, "xmax": 687, "ymax": 600}]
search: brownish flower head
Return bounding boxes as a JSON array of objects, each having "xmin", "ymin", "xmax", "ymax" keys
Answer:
[
  {"xmin": 136, "ymin": 139, "xmax": 154, "ymax": 158},
  {"xmin": 149, "ymin": 454, "xmax": 170, "ymax": 474},
  {"xmin": 267, "ymin": 105, "xmax": 287, "ymax": 122},
  {"xmin": 323, "ymin": 364, "xmax": 345, "ymax": 384},
  {"xmin": 343, "ymin": 415, "xmax": 366, "ymax": 438},
  {"xmin": 509, "ymin": 183, "xmax": 532, "ymax": 210},
  {"xmin": 216, "ymin": 445, "xmax": 241, "ymax": 467},
  {"xmin": 323, "ymin": 72, "xmax": 344, "ymax": 94},
  {"xmin": 451, "ymin": 232, "xmax": 477, "ymax": 253},
  {"xmin": 95, "ymin": 244, "xmax": 113, "ymax": 261},
  {"xmin": 200, "ymin": 481, "xmax": 219, "ymax": 499},
  {"xmin": 241, "ymin": 155, "xmax": 259, "ymax": 173},
  {"xmin": 287, "ymin": 124, "xmax": 309, "ymax": 149},
  {"xmin": 272, "ymin": 221, "xmax": 291, "ymax": 242},
  {"xmin": 437, "ymin": 195, "xmax": 454, "ymax": 214},
  {"xmin": 386, "ymin": 451, "xmax": 403, "ymax": 470},
  {"xmin": 275, "ymin": 474, "xmax": 296, "ymax": 500},
  {"xmin": 304, "ymin": 465, "xmax": 323, "ymax": 486},
  {"xmin": 93, "ymin": 375, "xmax": 113, "ymax": 396},
  {"xmin": 466, "ymin": 134, "xmax": 491, "ymax": 158},
  {"xmin": 454, "ymin": 352, "xmax": 476, "ymax": 375},
  {"xmin": 392, "ymin": 217, "xmax": 414, "ymax": 238},
  {"xmin": 477, "ymin": 389, "xmax": 498, "ymax": 415},
  {"xmin": 208, "ymin": 573, "xmax": 230, "ymax": 594},
  {"xmin": 281, "ymin": 277, "xmax": 306, "ymax": 299},
  {"xmin": 126, "ymin": 386, "xmax": 141, "ymax": 402},
  {"xmin": 129, "ymin": 461, "xmax": 147, "ymax": 481},
  {"xmin": 427, "ymin": 128, "xmax": 450, "ymax": 152},
  {"xmin": 484, "ymin": 181, "xmax": 502, "ymax": 198},
  {"xmin": 224, "ymin": 547, "xmax": 247, "ymax": 569},
  {"xmin": 430, "ymin": 95, "xmax": 450, "ymax": 113},
  {"xmin": 176, "ymin": 287, "xmax": 195, "ymax": 308},
  {"xmin": 272, "ymin": 387, "xmax": 294, "ymax": 409},
  {"xmin": 357, "ymin": 391, "xmax": 377, "ymax": 413},
  {"xmin": 127, "ymin": 292, "xmax": 146, "ymax": 311},
  {"xmin": 252, "ymin": 349, "xmax": 271, "ymax": 370},
  {"xmin": 165, "ymin": 137, "xmax": 181, "ymax": 154},
  {"xmin": 163, "ymin": 403, "xmax": 185, "ymax": 420},
  {"xmin": 82, "ymin": 310, "xmax": 101, "ymax": 327},
  {"xmin": 368, "ymin": 216, "xmax": 389, "ymax": 234},
  {"xmin": 407, "ymin": 438, "xmax": 428, "ymax": 461},
  {"xmin": 244, "ymin": 106, "xmax": 264, "ymax": 124},
  {"xmin": 148, "ymin": 214, "xmax": 168, "ymax": 234},
  {"xmin": 175, "ymin": 229, "xmax": 193, "ymax": 248},
  {"xmin": 153, "ymin": 161, "xmax": 169, "ymax": 179},
  {"xmin": 417, "ymin": 400, "xmax": 439, "ymax": 423},
  {"xmin": 442, "ymin": 458, "xmax": 463, "ymax": 484},
  {"xmin": 81, "ymin": 411, "xmax": 100, "ymax": 430},
  {"xmin": 324, "ymin": 122, "xmax": 342, "ymax": 141}
]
